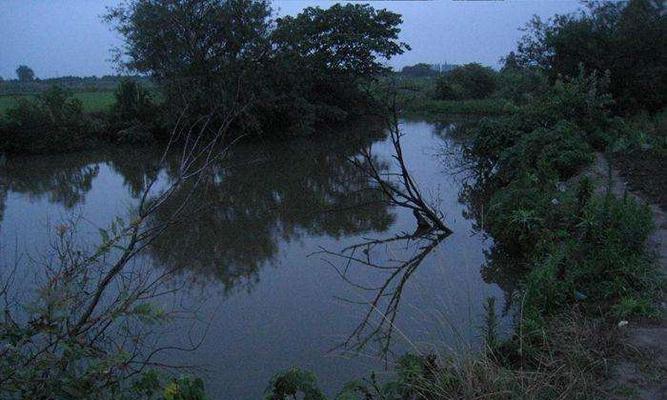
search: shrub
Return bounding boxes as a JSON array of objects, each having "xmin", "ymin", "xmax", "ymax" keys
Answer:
[
  {"xmin": 112, "ymin": 78, "xmax": 155, "ymax": 122},
  {"xmin": 435, "ymin": 63, "xmax": 497, "ymax": 100},
  {"xmin": 109, "ymin": 79, "xmax": 161, "ymax": 143},
  {"xmin": 496, "ymin": 68, "xmax": 548, "ymax": 103},
  {"xmin": 500, "ymin": 120, "xmax": 593, "ymax": 180},
  {"xmin": 0, "ymin": 86, "xmax": 97, "ymax": 153}
]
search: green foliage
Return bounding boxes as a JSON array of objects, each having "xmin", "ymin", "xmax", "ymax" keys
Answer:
[
  {"xmin": 502, "ymin": 120, "xmax": 593, "ymax": 179},
  {"xmin": 0, "ymin": 85, "xmax": 104, "ymax": 153},
  {"xmin": 482, "ymin": 297, "xmax": 499, "ymax": 350},
  {"xmin": 609, "ymin": 109, "xmax": 667, "ymax": 153},
  {"xmin": 518, "ymin": 192, "xmax": 657, "ymax": 336},
  {"xmin": 0, "ymin": 216, "xmax": 214, "ymax": 399},
  {"xmin": 402, "ymin": 98, "xmax": 517, "ymax": 118},
  {"xmin": 495, "ymin": 68, "xmax": 548, "ymax": 104},
  {"xmin": 163, "ymin": 377, "xmax": 208, "ymax": 400},
  {"xmin": 515, "ymin": 0, "xmax": 666, "ymax": 113},
  {"xmin": 106, "ymin": 0, "xmax": 408, "ymax": 137},
  {"xmin": 266, "ymin": 368, "xmax": 327, "ymax": 400},
  {"xmin": 273, "ymin": 4, "xmax": 407, "ymax": 78},
  {"xmin": 400, "ymin": 63, "xmax": 439, "ymax": 78},
  {"xmin": 435, "ymin": 63, "xmax": 497, "ymax": 100},
  {"xmin": 106, "ymin": 0, "xmax": 272, "ymax": 129},
  {"xmin": 470, "ymin": 68, "xmax": 610, "ymax": 178},
  {"xmin": 611, "ymin": 296, "xmax": 659, "ymax": 319},
  {"xmin": 258, "ymin": 3, "xmax": 409, "ymax": 136},
  {"xmin": 463, "ymin": 56, "xmax": 660, "ymax": 352},
  {"xmin": 112, "ymin": 79, "xmax": 155, "ymax": 121},
  {"xmin": 110, "ymin": 79, "xmax": 161, "ymax": 143}
]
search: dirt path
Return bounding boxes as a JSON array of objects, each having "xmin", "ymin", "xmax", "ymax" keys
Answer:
[{"xmin": 589, "ymin": 154, "xmax": 667, "ymax": 400}]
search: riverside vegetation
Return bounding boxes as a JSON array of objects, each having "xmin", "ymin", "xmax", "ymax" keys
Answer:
[
  {"xmin": 0, "ymin": 0, "xmax": 665, "ymax": 399},
  {"xmin": 265, "ymin": 1, "xmax": 667, "ymax": 399}
]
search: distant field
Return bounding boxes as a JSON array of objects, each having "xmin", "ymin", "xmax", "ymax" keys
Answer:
[{"xmin": 0, "ymin": 91, "xmax": 116, "ymax": 115}]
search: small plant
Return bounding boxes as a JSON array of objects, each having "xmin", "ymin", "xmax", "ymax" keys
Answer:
[
  {"xmin": 266, "ymin": 368, "xmax": 327, "ymax": 400},
  {"xmin": 482, "ymin": 297, "xmax": 499, "ymax": 351}
]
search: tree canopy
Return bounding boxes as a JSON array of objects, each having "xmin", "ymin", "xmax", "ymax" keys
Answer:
[
  {"xmin": 515, "ymin": 0, "xmax": 666, "ymax": 112},
  {"xmin": 105, "ymin": 0, "xmax": 409, "ymax": 136},
  {"xmin": 400, "ymin": 63, "xmax": 438, "ymax": 78},
  {"xmin": 435, "ymin": 63, "xmax": 497, "ymax": 100}
]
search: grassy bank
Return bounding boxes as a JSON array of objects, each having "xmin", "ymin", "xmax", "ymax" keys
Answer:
[{"xmin": 0, "ymin": 91, "xmax": 116, "ymax": 116}]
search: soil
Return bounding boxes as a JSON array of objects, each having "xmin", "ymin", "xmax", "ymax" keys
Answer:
[{"xmin": 590, "ymin": 153, "xmax": 667, "ymax": 400}]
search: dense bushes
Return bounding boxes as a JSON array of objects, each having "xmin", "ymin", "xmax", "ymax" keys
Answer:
[
  {"xmin": 495, "ymin": 67, "xmax": 548, "ymax": 104},
  {"xmin": 466, "ymin": 67, "xmax": 660, "ymax": 354},
  {"xmin": 515, "ymin": 0, "xmax": 666, "ymax": 113},
  {"xmin": 435, "ymin": 63, "xmax": 497, "ymax": 100},
  {"xmin": 0, "ymin": 86, "xmax": 101, "ymax": 153},
  {"xmin": 109, "ymin": 79, "xmax": 163, "ymax": 143},
  {"xmin": 0, "ymin": 79, "xmax": 161, "ymax": 153}
]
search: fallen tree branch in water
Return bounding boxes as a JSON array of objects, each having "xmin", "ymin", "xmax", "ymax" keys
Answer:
[{"xmin": 352, "ymin": 89, "xmax": 452, "ymax": 235}]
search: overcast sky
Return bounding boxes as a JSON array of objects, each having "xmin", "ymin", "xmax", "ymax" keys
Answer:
[{"xmin": 0, "ymin": 1, "xmax": 584, "ymax": 79}]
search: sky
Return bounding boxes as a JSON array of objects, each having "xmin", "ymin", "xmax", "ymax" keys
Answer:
[{"xmin": 0, "ymin": 1, "xmax": 584, "ymax": 80}]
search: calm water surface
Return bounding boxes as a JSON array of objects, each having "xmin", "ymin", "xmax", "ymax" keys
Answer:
[{"xmin": 0, "ymin": 120, "xmax": 508, "ymax": 399}]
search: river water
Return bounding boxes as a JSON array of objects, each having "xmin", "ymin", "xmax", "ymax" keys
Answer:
[{"xmin": 0, "ymin": 119, "xmax": 508, "ymax": 399}]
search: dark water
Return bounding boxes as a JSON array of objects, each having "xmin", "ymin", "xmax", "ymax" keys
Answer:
[{"xmin": 0, "ymin": 120, "xmax": 507, "ymax": 399}]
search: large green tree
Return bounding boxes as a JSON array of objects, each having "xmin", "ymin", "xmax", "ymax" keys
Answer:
[
  {"xmin": 259, "ymin": 3, "xmax": 409, "ymax": 134},
  {"xmin": 272, "ymin": 4, "xmax": 407, "ymax": 78},
  {"xmin": 515, "ymin": 0, "xmax": 666, "ymax": 113},
  {"xmin": 105, "ymin": 0, "xmax": 272, "ymax": 121},
  {"xmin": 106, "ymin": 0, "xmax": 408, "ymax": 136}
]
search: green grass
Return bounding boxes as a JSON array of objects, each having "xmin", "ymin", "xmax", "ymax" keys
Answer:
[{"xmin": 0, "ymin": 91, "xmax": 116, "ymax": 115}]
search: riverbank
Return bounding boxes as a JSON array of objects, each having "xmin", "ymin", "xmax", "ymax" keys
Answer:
[{"xmin": 266, "ymin": 73, "xmax": 666, "ymax": 399}]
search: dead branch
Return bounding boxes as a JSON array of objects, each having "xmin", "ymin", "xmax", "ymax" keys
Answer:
[
  {"xmin": 351, "ymin": 87, "xmax": 452, "ymax": 235},
  {"xmin": 317, "ymin": 229, "xmax": 449, "ymax": 360}
]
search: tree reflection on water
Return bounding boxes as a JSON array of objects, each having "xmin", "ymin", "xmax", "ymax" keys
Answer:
[{"xmin": 318, "ymin": 229, "xmax": 450, "ymax": 359}]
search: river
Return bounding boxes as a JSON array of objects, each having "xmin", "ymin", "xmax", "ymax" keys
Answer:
[{"xmin": 0, "ymin": 119, "xmax": 509, "ymax": 399}]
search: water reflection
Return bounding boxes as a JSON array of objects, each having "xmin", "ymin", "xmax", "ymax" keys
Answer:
[
  {"xmin": 0, "ymin": 127, "xmax": 394, "ymax": 295},
  {"xmin": 321, "ymin": 229, "xmax": 450, "ymax": 357},
  {"xmin": 0, "ymin": 119, "xmax": 511, "ymax": 399},
  {"xmin": 1, "ymin": 153, "xmax": 101, "ymax": 208},
  {"xmin": 447, "ymin": 121, "xmax": 530, "ymax": 315},
  {"xmin": 147, "ymin": 134, "xmax": 394, "ymax": 293}
]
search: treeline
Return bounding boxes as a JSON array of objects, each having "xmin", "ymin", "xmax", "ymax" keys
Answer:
[
  {"xmin": 398, "ymin": 63, "xmax": 459, "ymax": 78},
  {"xmin": 400, "ymin": 0, "xmax": 665, "ymax": 118},
  {"xmin": 0, "ymin": 0, "xmax": 409, "ymax": 155}
]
